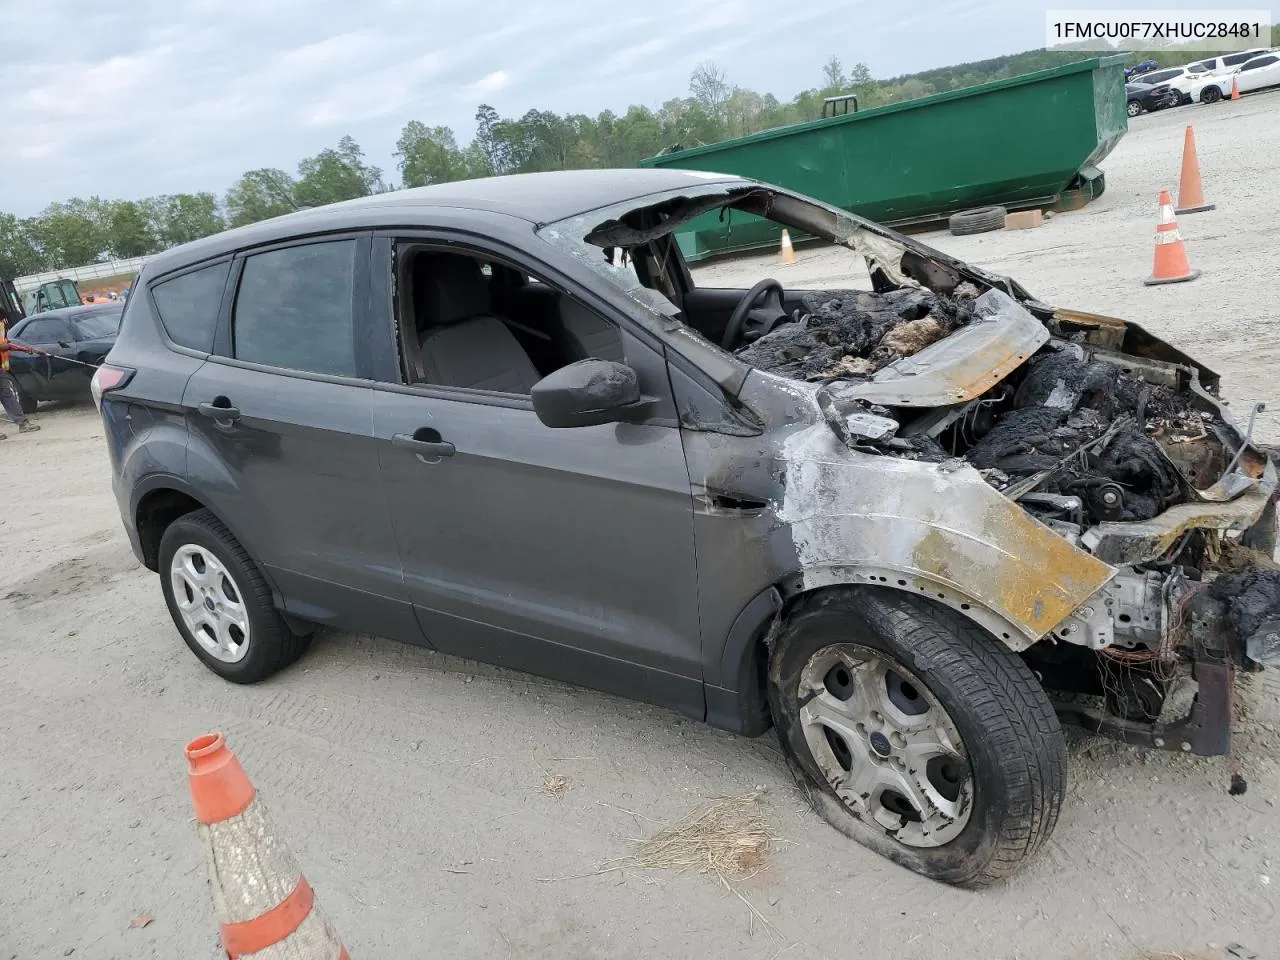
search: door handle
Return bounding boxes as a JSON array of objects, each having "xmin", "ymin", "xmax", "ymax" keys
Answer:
[
  {"xmin": 392, "ymin": 432, "xmax": 456, "ymax": 461},
  {"xmin": 198, "ymin": 401, "xmax": 241, "ymax": 422}
]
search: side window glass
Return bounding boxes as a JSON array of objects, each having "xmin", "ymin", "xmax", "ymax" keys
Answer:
[
  {"xmin": 233, "ymin": 241, "xmax": 357, "ymax": 376},
  {"xmin": 21, "ymin": 319, "xmax": 64, "ymax": 341},
  {"xmin": 151, "ymin": 261, "xmax": 231, "ymax": 351}
]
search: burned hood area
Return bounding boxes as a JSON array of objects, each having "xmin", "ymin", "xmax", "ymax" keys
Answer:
[
  {"xmin": 735, "ymin": 275, "xmax": 1280, "ymax": 680},
  {"xmin": 740, "ymin": 283, "xmax": 1236, "ymax": 528}
]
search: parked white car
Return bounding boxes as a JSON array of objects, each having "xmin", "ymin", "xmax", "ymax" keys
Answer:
[
  {"xmin": 1134, "ymin": 66, "xmax": 1209, "ymax": 105},
  {"xmin": 1186, "ymin": 49, "xmax": 1271, "ymax": 77},
  {"xmin": 1235, "ymin": 52, "xmax": 1280, "ymax": 94},
  {"xmin": 1188, "ymin": 73, "xmax": 1235, "ymax": 104}
]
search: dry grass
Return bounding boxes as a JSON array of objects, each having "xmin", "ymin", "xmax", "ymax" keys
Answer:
[
  {"xmin": 618, "ymin": 792, "xmax": 775, "ymax": 880},
  {"xmin": 539, "ymin": 773, "xmax": 570, "ymax": 799}
]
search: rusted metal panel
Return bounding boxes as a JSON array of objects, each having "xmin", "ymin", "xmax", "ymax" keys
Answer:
[
  {"xmin": 772, "ymin": 415, "xmax": 1115, "ymax": 648},
  {"xmin": 1082, "ymin": 486, "xmax": 1275, "ymax": 565},
  {"xmin": 828, "ymin": 290, "xmax": 1048, "ymax": 407}
]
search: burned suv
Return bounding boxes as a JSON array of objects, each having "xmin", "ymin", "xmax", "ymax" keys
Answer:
[{"xmin": 97, "ymin": 170, "xmax": 1279, "ymax": 887}]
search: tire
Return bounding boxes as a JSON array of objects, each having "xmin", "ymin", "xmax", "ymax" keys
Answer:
[
  {"xmin": 1127, "ymin": 100, "xmax": 1142, "ymax": 118},
  {"xmin": 767, "ymin": 588, "xmax": 1067, "ymax": 887},
  {"xmin": 158, "ymin": 509, "xmax": 311, "ymax": 683},
  {"xmin": 947, "ymin": 206, "xmax": 1006, "ymax": 236},
  {"xmin": 1201, "ymin": 86, "xmax": 1222, "ymax": 104}
]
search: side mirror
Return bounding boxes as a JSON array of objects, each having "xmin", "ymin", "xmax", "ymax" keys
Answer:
[{"xmin": 531, "ymin": 359, "xmax": 647, "ymax": 428}]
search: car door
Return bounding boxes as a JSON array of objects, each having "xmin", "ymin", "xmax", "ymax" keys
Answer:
[
  {"xmin": 182, "ymin": 234, "xmax": 418, "ymax": 641},
  {"xmin": 371, "ymin": 236, "xmax": 706, "ymax": 718},
  {"xmin": 8, "ymin": 317, "xmax": 77, "ymax": 400},
  {"xmin": 1238, "ymin": 56, "xmax": 1280, "ymax": 92}
]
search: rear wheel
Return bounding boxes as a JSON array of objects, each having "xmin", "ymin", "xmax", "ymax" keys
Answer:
[
  {"xmin": 767, "ymin": 589, "xmax": 1067, "ymax": 887},
  {"xmin": 1127, "ymin": 100, "xmax": 1142, "ymax": 117},
  {"xmin": 1202, "ymin": 86, "xmax": 1223, "ymax": 104},
  {"xmin": 158, "ymin": 509, "xmax": 310, "ymax": 683}
]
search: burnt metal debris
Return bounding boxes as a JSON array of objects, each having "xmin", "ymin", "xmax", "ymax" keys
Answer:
[{"xmin": 741, "ymin": 289, "xmax": 1217, "ymax": 525}]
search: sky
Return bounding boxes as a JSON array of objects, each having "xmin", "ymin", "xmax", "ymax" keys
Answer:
[{"xmin": 2, "ymin": 0, "xmax": 1121, "ymax": 215}]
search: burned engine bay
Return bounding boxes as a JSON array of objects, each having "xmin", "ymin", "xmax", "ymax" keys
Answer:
[
  {"xmin": 738, "ymin": 282, "xmax": 1226, "ymax": 530},
  {"xmin": 735, "ymin": 278, "xmax": 1280, "ymax": 744}
]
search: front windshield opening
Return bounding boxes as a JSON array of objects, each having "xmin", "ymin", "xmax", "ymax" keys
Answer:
[{"xmin": 540, "ymin": 186, "xmax": 988, "ymax": 385}]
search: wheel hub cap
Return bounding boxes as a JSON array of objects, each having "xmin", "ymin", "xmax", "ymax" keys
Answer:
[
  {"xmin": 797, "ymin": 644, "xmax": 974, "ymax": 848},
  {"xmin": 170, "ymin": 544, "xmax": 251, "ymax": 663}
]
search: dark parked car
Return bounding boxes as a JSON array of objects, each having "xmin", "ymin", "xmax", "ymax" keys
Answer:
[
  {"xmin": 97, "ymin": 170, "xmax": 1277, "ymax": 887},
  {"xmin": 6, "ymin": 302, "xmax": 124, "ymax": 412},
  {"xmin": 1126, "ymin": 81, "xmax": 1180, "ymax": 117},
  {"xmin": 1124, "ymin": 59, "xmax": 1159, "ymax": 80}
]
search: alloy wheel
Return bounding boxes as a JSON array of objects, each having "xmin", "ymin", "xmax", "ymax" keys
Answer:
[
  {"xmin": 797, "ymin": 644, "xmax": 974, "ymax": 847},
  {"xmin": 169, "ymin": 544, "xmax": 251, "ymax": 663}
]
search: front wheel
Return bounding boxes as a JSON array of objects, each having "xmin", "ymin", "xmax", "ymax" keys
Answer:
[
  {"xmin": 1127, "ymin": 100, "xmax": 1142, "ymax": 117},
  {"xmin": 158, "ymin": 509, "xmax": 311, "ymax": 683},
  {"xmin": 1201, "ymin": 86, "xmax": 1223, "ymax": 104},
  {"xmin": 767, "ymin": 589, "xmax": 1067, "ymax": 887}
]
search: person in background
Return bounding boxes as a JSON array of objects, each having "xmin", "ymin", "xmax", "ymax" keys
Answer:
[{"xmin": 0, "ymin": 318, "xmax": 41, "ymax": 438}]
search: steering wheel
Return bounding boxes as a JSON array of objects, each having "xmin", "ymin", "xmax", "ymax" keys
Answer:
[{"xmin": 721, "ymin": 278, "xmax": 788, "ymax": 350}]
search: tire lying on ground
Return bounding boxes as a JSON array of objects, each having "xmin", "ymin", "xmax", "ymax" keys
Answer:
[
  {"xmin": 767, "ymin": 588, "xmax": 1067, "ymax": 887},
  {"xmin": 947, "ymin": 205, "xmax": 1007, "ymax": 236}
]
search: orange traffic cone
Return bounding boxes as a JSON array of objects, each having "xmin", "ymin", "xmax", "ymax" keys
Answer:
[
  {"xmin": 1231, "ymin": 75, "xmax": 1241, "ymax": 100},
  {"xmin": 778, "ymin": 229, "xmax": 796, "ymax": 266},
  {"xmin": 1174, "ymin": 126, "xmax": 1214, "ymax": 215},
  {"xmin": 1144, "ymin": 189, "xmax": 1199, "ymax": 286},
  {"xmin": 185, "ymin": 733, "xmax": 350, "ymax": 959}
]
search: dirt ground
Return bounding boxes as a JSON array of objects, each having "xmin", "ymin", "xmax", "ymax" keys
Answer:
[{"xmin": 3, "ymin": 95, "xmax": 1280, "ymax": 960}]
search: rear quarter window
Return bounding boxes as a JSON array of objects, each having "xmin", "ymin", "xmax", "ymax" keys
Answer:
[{"xmin": 150, "ymin": 261, "xmax": 232, "ymax": 352}]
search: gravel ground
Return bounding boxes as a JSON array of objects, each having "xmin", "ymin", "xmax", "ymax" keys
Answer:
[{"xmin": 3, "ymin": 95, "xmax": 1279, "ymax": 960}]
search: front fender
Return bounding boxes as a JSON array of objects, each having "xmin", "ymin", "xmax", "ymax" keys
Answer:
[{"xmin": 778, "ymin": 423, "xmax": 1116, "ymax": 649}]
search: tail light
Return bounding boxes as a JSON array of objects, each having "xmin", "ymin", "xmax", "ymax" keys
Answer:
[{"xmin": 91, "ymin": 364, "xmax": 134, "ymax": 410}]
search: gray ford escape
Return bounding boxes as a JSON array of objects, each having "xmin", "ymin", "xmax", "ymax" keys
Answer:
[{"xmin": 98, "ymin": 169, "xmax": 1279, "ymax": 886}]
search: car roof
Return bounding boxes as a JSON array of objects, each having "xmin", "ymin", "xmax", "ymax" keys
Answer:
[
  {"xmin": 19, "ymin": 302, "xmax": 123, "ymax": 324},
  {"xmin": 146, "ymin": 169, "xmax": 745, "ymax": 275}
]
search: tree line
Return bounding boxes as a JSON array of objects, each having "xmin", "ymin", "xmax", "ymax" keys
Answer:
[{"xmin": 4, "ymin": 38, "xmax": 1262, "ymax": 278}]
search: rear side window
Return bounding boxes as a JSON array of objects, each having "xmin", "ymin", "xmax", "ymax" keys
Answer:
[
  {"xmin": 1224, "ymin": 51, "xmax": 1256, "ymax": 66},
  {"xmin": 1189, "ymin": 60, "xmax": 1213, "ymax": 72},
  {"xmin": 151, "ymin": 261, "xmax": 231, "ymax": 351},
  {"xmin": 18, "ymin": 318, "xmax": 71, "ymax": 342},
  {"xmin": 232, "ymin": 240, "xmax": 356, "ymax": 377},
  {"xmin": 1146, "ymin": 70, "xmax": 1178, "ymax": 83}
]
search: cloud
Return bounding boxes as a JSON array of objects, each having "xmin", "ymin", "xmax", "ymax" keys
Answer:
[
  {"xmin": 467, "ymin": 71, "xmax": 512, "ymax": 99},
  {"xmin": 0, "ymin": 0, "xmax": 1039, "ymax": 213}
]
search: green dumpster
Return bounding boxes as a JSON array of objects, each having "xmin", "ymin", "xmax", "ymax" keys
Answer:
[{"xmin": 640, "ymin": 55, "xmax": 1128, "ymax": 260}]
